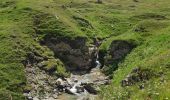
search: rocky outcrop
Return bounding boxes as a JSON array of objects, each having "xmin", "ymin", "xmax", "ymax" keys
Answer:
[
  {"xmin": 99, "ymin": 40, "xmax": 136, "ymax": 75},
  {"xmin": 108, "ymin": 40, "xmax": 135, "ymax": 61},
  {"xmin": 24, "ymin": 61, "xmax": 59, "ymax": 100},
  {"xmin": 23, "ymin": 51, "xmax": 69, "ymax": 100},
  {"xmin": 102, "ymin": 40, "xmax": 135, "ymax": 75},
  {"xmin": 121, "ymin": 67, "xmax": 156, "ymax": 87},
  {"xmin": 41, "ymin": 36, "xmax": 93, "ymax": 72}
]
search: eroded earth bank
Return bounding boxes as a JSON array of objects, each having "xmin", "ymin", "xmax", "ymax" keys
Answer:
[{"xmin": 23, "ymin": 36, "xmax": 113, "ymax": 100}]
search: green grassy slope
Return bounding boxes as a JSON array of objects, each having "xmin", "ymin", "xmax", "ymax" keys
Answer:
[
  {"xmin": 99, "ymin": 0, "xmax": 170, "ymax": 99},
  {"xmin": 0, "ymin": 0, "xmax": 170, "ymax": 100}
]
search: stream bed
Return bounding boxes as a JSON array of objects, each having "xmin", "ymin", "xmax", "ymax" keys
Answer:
[
  {"xmin": 57, "ymin": 66, "xmax": 109, "ymax": 100},
  {"xmin": 24, "ymin": 40, "xmax": 110, "ymax": 100},
  {"xmin": 24, "ymin": 61, "xmax": 109, "ymax": 100}
]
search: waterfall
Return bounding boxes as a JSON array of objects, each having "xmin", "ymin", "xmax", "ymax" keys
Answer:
[{"xmin": 95, "ymin": 52, "xmax": 101, "ymax": 68}]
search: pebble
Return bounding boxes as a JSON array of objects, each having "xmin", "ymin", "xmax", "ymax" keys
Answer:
[
  {"xmin": 53, "ymin": 89, "xmax": 57, "ymax": 92},
  {"xmin": 52, "ymin": 94, "xmax": 58, "ymax": 99}
]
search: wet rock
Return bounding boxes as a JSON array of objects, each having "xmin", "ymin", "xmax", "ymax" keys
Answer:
[
  {"xmin": 57, "ymin": 85, "xmax": 65, "ymax": 92},
  {"xmin": 23, "ymin": 88, "xmax": 31, "ymax": 94},
  {"xmin": 73, "ymin": 78, "xmax": 78, "ymax": 83},
  {"xmin": 76, "ymin": 86, "xmax": 84, "ymax": 93},
  {"xmin": 53, "ymin": 89, "xmax": 57, "ymax": 92},
  {"xmin": 57, "ymin": 78, "xmax": 66, "ymax": 85},
  {"xmin": 84, "ymin": 84, "xmax": 98, "ymax": 95},
  {"xmin": 65, "ymin": 87, "xmax": 76, "ymax": 95},
  {"xmin": 56, "ymin": 78, "xmax": 72, "ymax": 93}
]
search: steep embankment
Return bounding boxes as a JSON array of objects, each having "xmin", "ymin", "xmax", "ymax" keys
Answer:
[{"xmin": 0, "ymin": 0, "xmax": 170, "ymax": 100}]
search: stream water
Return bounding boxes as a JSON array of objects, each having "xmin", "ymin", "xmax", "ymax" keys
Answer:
[
  {"xmin": 57, "ymin": 60, "xmax": 107, "ymax": 100},
  {"xmin": 57, "ymin": 53, "xmax": 108, "ymax": 100},
  {"xmin": 24, "ymin": 45, "xmax": 109, "ymax": 100}
]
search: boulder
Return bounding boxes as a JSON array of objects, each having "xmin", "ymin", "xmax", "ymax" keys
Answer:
[
  {"xmin": 56, "ymin": 78, "xmax": 68, "ymax": 92},
  {"xmin": 76, "ymin": 86, "xmax": 84, "ymax": 93},
  {"xmin": 83, "ymin": 84, "xmax": 98, "ymax": 95}
]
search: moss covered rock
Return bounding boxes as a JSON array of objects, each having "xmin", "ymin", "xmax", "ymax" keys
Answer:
[{"xmin": 38, "ymin": 59, "xmax": 69, "ymax": 77}]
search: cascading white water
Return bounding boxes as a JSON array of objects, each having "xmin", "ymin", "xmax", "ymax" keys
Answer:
[
  {"xmin": 57, "ymin": 45, "xmax": 108, "ymax": 100},
  {"xmin": 69, "ymin": 83, "xmax": 79, "ymax": 95},
  {"xmin": 89, "ymin": 45, "xmax": 102, "ymax": 69},
  {"xmin": 95, "ymin": 53, "xmax": 101, "ymax": 68}
]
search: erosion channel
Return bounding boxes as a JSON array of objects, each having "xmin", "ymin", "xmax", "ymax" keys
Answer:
[{"xmin": 23, "ymin": 37, "xmax": 110, "ymax": 100}]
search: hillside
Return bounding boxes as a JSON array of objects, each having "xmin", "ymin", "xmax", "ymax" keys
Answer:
[{"xmin": 0, "ymin": 0, "xmax": 170, "ymax": 100}]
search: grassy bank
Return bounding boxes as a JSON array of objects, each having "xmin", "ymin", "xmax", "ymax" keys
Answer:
[{"xmin": 0, "ymin": 0, "xmax": 170, "ymax": 99}]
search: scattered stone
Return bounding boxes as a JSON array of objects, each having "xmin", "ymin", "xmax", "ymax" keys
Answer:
[
  {"xmin": 56, "ymin": 78, "xmax": 68, "ymax": 92},
  {"xmin": 53, "ymin": 89, "xmax": 57, "ymax": 92},
  {"xmin": 52, "ymin": 94, "xmax": 58, "ymax": 99},
  {"xmin": 121, "ymin": 68, "xmax": 155, "ymax": 87},
  {"xmin": 24, "ymin": 62, "xmax": 59, "ymax": 100}
]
